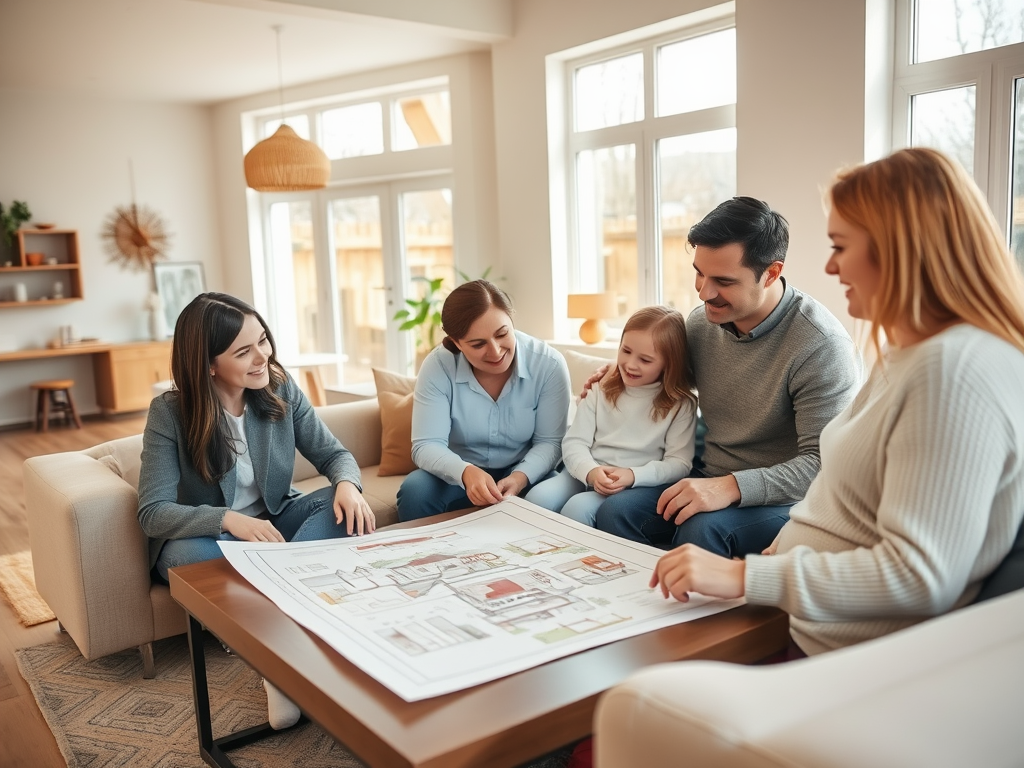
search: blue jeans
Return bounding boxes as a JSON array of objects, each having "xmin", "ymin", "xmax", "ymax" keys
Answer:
[
  {"xmin": 154, "ymin": 486, "xmax": 348, "ymax": 582},
  {"xmin": 397, "ymin": 466, "xmax": 549, "ymax": 521},
  {"xmin": 524, "ymin": 469, "xmax": 604, "ymax": 526},
  {"xmin": 594, "ymin": 482, "xmax": 791, "ymax": 558}
]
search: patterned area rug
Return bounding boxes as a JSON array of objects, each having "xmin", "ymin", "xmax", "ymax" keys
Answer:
[
  {"xmin": 0, "ymin": 550, "xmax": 56, "ymax": 626},
  {"xmin": 15, "ymin": 632, "xmax": 573, "ymax": 767}
]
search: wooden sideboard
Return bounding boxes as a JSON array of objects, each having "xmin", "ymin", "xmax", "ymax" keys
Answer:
[{"xmin": 0, "ymin": 340, "xmax": 172, "ymax": 414}]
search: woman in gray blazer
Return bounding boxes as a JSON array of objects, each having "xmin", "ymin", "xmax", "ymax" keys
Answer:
[{"xmin": 137, "ymin": 292, "xmax": 375, "ymax": 728}]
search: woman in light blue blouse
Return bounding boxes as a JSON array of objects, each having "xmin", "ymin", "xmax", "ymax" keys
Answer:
[{"xmin": 397, "ymin": 279, "xmax": 571, "ymax": 521}]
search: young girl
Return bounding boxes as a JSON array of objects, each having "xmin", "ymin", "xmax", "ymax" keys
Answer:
[{"xmin": 525, "ymin": 306, "xmax": 697, "ymax": 526}]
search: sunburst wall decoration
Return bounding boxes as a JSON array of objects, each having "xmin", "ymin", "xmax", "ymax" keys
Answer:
[{"xmin": 102, "ymin": 203, "xmax": 171, "ymax": 271}]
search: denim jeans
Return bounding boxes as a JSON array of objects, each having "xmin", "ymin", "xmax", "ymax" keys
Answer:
[
  {"xmin": 154, "ymin": 486, "xmax": 347, "ymax": 582},
  {"xmin": 524, "ymin": 469, "xmax": 604, "ymax": 527},
  {"xmin": 594, "ymin": 482, "xmax": 792, "ymax": 558},
  {"xmin": 397, "ymin": 466, "xmax": 549, "ymax": 521}
]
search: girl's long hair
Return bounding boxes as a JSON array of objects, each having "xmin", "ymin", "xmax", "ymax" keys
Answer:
[
  {"xmin": 170, "ymin": 292, "xmax": 287, "ymax": 484},
  {"xmin": 602, "ymin": 305, "xmax": 695, "ymax": 420},
  {"xmin": 829, "ymin": 147, "xmax": 1024, "ymax": 355}
]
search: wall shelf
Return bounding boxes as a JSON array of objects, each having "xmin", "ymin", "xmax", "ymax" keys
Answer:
[{"xmin": 0, "ymin": 228, "xmax": 83, "ymax": 307}]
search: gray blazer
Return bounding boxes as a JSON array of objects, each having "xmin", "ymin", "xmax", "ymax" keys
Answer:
[{"xmin": 137, "ymin": 375, "xmax": 362, "ymax": 568}]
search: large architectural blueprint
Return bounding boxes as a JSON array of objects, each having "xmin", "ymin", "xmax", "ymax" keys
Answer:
[{"xmin": 219, "ymin": 498, "xmax": 744, "ymax": 701}]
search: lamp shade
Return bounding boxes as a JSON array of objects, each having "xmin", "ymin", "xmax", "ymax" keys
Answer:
[
  {"xmin": 567, "ymin": 292, "xmax": 618, "ymax": 344},
  {"xmin": 244, "ymin": 124, "xmax": 331, "ymax": 192}
]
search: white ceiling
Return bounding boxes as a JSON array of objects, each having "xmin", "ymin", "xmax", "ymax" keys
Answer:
[{"xmin": 0, "ymin": 0, "xmax": 510, "ymax": 105}]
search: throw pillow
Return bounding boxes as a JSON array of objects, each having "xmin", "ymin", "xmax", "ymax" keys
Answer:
[
  {"xmin": 371, "ymin": 368, "xmax": 418, "ymax": 477},
  {"xmin": 377, "ymin": 390, "xmax": 416, "ymax": 476},
  {"xmin": 561, "ymin": 348, "xmax": 615, "ymax": 395}
]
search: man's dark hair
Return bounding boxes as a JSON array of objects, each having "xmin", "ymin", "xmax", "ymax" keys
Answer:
[{"xmin": 687, "ymin": 196, "xmax": 789, "ymax": 280}]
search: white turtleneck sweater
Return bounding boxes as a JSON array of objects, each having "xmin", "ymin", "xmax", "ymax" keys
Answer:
[
  {"xmin": 745, "ymin": 325, "xmax": 1024, "ymax": 655},
  {"xmin": 561, "ymin": 380, "xmax": 697, "ymax": 488}
]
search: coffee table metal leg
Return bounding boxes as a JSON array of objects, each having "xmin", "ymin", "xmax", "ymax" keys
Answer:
[{"xmin": 186, "ymin": 613, "xmax": 290, "ymax": 767}]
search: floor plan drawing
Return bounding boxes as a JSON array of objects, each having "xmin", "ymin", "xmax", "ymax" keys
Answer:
[{"xmin": 220, "ymin": 497, "xmax": 745, "ymax": 701}]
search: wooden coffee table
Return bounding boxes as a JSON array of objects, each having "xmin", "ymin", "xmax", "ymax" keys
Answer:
[{"xmin": 170, "ymin": 516, "xmax": 789, "ymax": 768}]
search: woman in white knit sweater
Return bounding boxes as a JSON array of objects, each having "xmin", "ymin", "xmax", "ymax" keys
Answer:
[
  {"xmin": 651, "ymin": 147, "xmax": 1024, "ymax": 656},
  {"xmin": 525, "ymin": 306, "xmax": 697, "ymax": 526}
]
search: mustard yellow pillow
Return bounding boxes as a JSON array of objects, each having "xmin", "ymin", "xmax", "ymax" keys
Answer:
[{"xmin": 372, "ymin": 368, "xmax": 418, "ymax": 477}]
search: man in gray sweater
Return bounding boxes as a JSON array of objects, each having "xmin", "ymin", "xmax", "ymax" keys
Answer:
[{"xmin": 594, "ymin": 197, "xmax": 859, "ymax": 557}]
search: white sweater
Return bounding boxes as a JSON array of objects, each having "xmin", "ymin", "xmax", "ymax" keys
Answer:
[
  {"xmin": 562, "ymin": 381, "xmax": 697, "ymax": 488},
  {"xmin": 745, "ymin": 325, "xmax": 1024, "ymax": 654}
]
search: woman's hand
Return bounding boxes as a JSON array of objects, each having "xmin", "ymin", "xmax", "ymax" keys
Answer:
[
  {"xmin": 462, "ymin": 465, "xmax": 504, "ymax": 506},
  {"xmin": 222, "ymin": 510, "xmax": 287, "ymax": 543},
  {"xmin": 334, "ymin": 481, "xmax": 376, "ymax": 536},
  {"xmin": 587, "ymin": 466, "xmax": 635, "ymax": 495},
  {"xmin": 495, "ymin": 470, "xmax": 529, "ymax": 499},
  {"xmin": 579, "ymin": 364, "xmax": 611, "ymax": 399},
  {"xmin": 649, "ymin": 544, "xmax": 746, "ymax": 602}
]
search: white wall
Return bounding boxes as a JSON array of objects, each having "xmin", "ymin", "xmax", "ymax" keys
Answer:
[
  {"xmin": 491, "ymin": 0, "xmax": 880, "ymax": 339},
  {"xmin": 0, "ymin": 90, "xmax": 220, "ymax": 426}
]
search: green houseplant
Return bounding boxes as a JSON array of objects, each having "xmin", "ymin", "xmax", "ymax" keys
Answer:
[
  {"xmin": 0, "ymin": 200, "xmax": 32, "ymax": 248},
  {"xmin": 393, "ymin": 275, "xmax": 447, "ymax": 355}
]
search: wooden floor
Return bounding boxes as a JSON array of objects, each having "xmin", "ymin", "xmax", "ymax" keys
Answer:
[{"xmin": 0, "ymin": 413, "xmax": 148, "ymax": 768}]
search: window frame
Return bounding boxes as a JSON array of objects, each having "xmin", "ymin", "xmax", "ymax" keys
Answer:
[
  {"xmin": 893, "ymin": 0, "xmax": 1024, "ymax": 240},
  {"xmin": 562, "ymin": 16, "xmax": 737, "ymax": 318}
]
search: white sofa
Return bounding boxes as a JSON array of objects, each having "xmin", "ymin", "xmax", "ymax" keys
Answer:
[
  {"xmin": 594, "ymin": 587, "xmax": 1024, "ymax": 768},
  {"xmin": 23, "ymin": 397, "xmax": 403, "ymax": 676}
]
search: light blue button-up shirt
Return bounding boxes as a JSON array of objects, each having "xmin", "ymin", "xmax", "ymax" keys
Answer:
[{"xmin": 411, "ymin": 331, "xmax": 571, "ymax": 488}]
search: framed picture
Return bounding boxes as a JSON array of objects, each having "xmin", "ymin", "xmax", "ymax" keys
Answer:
[{"xmin": 153, "ymin": 261, "xmax": 206, "ymax": 337}]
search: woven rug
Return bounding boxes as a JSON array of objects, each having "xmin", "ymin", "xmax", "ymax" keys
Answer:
[
  {"xmin": 0, "ymin": 550, "xmax": 56, "ymax": 626},
  {"xmin": 15, "ymin": 632, "xmax": 573, "ymax": 767}
]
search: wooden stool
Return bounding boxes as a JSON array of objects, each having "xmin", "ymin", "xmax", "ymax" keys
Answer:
[{"xmin": 30, "ymin": 379, "xmax": 82, "ymax": 431}]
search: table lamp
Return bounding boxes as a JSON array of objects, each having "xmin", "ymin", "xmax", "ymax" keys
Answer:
[{"xmin": 567, "ymin": 292, "xmax": 618, "ymax": 344}]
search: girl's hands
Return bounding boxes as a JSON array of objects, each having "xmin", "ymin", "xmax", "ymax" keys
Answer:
[
  {"xmin": 649, "ymin": 544, "xmax": 746, "ymax": 602},
  {"xmin": 222, "ymin": 510, "xmax": 287, "ymax": 543},
  {"xmin": 462, "ymin": 465, "xmax": 504, "ymax": 506},
  {"xmin": 334, "ymin": 480, "xmax": 376, "ymax": 536},
  {"xmin": 586, "ymin": 466, "xmax": 635, "ymax": 495}
]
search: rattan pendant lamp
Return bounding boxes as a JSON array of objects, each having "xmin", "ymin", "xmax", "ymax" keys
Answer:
[{"xmin": 244, "ymin": 25, "xmax": 330, "ymax": 192}]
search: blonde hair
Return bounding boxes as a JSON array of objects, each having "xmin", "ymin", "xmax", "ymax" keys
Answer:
[
  {"xmin": 602, "ymin": 305, "xmax": 695, "ymax": 420},
  {"xmin": 828, "ymin": 147, "xmax": 1024, "ymax": 355}
]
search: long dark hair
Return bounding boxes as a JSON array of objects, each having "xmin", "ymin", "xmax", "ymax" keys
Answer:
[
  {"xmin": 601, "ymin": 305, "xmax": 695, "ymax": 420},
  {"xmin": 440, "ymin": 279, "xmax": 515, "ymax": 353},
  {"xmin": 170, "ymin": 292, "xmax": 287, "ymax": 483}
]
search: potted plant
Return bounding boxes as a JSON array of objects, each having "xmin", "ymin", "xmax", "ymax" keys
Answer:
[
  {"xmin": 0, "ymin": 200, "xmax": 32, "ymax": 248},
  {"xmin": 394, "ymin": 275, "xmax": 447, "ymax": 366}
]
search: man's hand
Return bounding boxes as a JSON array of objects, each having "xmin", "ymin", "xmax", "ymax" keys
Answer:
[
  {"xmin": 462, "ymin": 465, "xmax": 504, "ymax": 506},
  {"xmin": 222, "ymin": 510, "xmax": 287, "ymax": 543},
  {"xmin": 649, "ymin": 544, "xmax": 746, "ymax": 602},
  {"xmin": 586, "ymin": 466, "xmax": 635, "ymax": 496},
  {"xmin": 656, "ymin": 475, "xmax": 740, "ymax": 525},
  {"xmin": 495, "ymin": 470, "xmax": 529, "ymax": 499},
  {"xmin": 579, "ymin": 364, "xmax": 611, "ymax": 399},
  {"xmin": 334, "ymin": 480, "xmax": 376, "ymax": 535}
]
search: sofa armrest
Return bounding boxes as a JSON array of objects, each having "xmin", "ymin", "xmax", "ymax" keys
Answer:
[
  {"xmin": 23, "ymin": 451, "xmax": 158, "ymax": 660},
  {"xmin": 293, "ymin": 398, "xmax": 384, "ymax": 481}
]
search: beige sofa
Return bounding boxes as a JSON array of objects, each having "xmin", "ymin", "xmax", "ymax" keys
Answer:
[
  {"xmin": 22, "ymin": 349, "xmax": 613, "ymax": 676},
  {"xmin": 23, "ymin": 397, "xmax": 403, "ymax": 677}
]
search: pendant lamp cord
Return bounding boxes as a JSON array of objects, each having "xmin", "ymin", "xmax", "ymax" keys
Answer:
[{"xmin": 273, "ymin": 24, "xmax": 286, "ymax": 124}]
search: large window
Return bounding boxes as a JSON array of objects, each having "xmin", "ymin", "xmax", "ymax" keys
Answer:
[
  {"xmin": 559, "ymin": 15, "xmax": 736, "ymax": 333},
  {"xmin": 895, "ymin": 0, "xmax": 1024, "ymax": 264},
  {"xmin": 247, "ymin": 79, "xmax": 456, "ymax": 383}
]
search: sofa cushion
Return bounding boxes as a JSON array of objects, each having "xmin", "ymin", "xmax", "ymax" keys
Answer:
[
  {"xmin": 378, "ymin": 391, "xmax": 416, "ymax": 476},
  {"xmin": 293, "ymin": 470, "xmax": 401, "ymax": 528},
  {"xmin": 84, "ymin": 434, "xmax": 146, "ymax": 490},
  {"xmin": 372, "ymin": 368, "xmax": 418, "ymax": 477}
]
